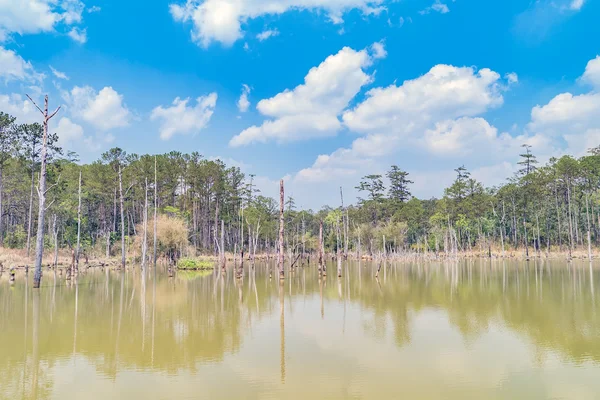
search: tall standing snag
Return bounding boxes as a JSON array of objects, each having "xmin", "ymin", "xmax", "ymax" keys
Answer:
[
  {"xmin": 118, "ymin": 162, "xmax": 126, "ymax": 269},
  {"xmin": 26, "ymin": 94, "xmax": 61, "ymax": 289},
  {"xmin": 153, "ymin": 156, "xmax": 158, "ymax": 267},
  {"xmin": 142, "ymin": 178, "xmax": 149, "ymax": 270},
  {"xmin": 76, "ymin": 170, "xmax": 82, "ymax": 269},
  {"xmin": 278, "ymin": 179, "xmax": 285, "ymax": 280}
]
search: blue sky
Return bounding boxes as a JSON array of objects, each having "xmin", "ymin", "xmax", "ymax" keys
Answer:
[{"xmin": 1, "ymin": 0, "xmax": 600, "ymax": 208}]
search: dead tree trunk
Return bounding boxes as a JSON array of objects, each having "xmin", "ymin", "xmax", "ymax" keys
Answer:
[
  {"xmin": 142, "ymin": 178, "xmax": 149, "ymax": 270},
  {"xmin": 118, "ymin": 163, "xmax": 126, "ymax": 269},
  {"xmin": 221, "ymin": 219, "xmax": 225, "ymax": 271},
  {"xmin": 278, "ymin": 179, "xmax": 285, "ymax": 280},
  {"xmin": 153, "ymin": 156, "xmax": 158, "ymax": 267},
  {"xmin": 27, "ymin": 94, "xmax": 60, "ymax": 289},
  {"xmin": 76, "ymin": 170, "xmax": 82, "ymax": 269},
  {"xmin": 586, "ymin": 192, "xmax": 592, "ymax": 261}
]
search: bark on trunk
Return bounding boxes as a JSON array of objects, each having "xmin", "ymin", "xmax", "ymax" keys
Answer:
[
  {"xmin": 76, "ymin": 171, "xmax": 82, "ymax": 269},
  {"xmin": 153, "ymin": 156, "xmax": 158, "ymax": 267},
  {"xmin": 142, "ymin": 178, "xmax": 149, "ymax": 270},
  {"xmin": 32, "ymin": 95, "xmax": 60, "ymax": 289},
  {"xmin": 118, "ymin": 163, "xmax": 126, "ymax": 269},
  {"xmin": 278, "ymin": 179, "xmax": 285, "ymax": 280}
]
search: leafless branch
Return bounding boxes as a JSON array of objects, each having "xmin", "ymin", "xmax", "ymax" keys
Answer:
[
  {"xmin": 48, "ymin": 106, "xmax": 61, "ymax": 120},
  {"xmin": 25, "ymin": 94, "xmax": 44, "ymax": 115},
  {"xmin": 44, "ymin": 175, "xmax": 61, "ymax": 195},
  {"xmin": 45, "ymin": 199, "xmax": 56, "ymax": 211}
]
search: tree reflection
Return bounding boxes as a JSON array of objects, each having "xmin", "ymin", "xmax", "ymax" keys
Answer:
[{"xmin": 0, "ymin": 260, "xmax": 600, "ymax": 399}]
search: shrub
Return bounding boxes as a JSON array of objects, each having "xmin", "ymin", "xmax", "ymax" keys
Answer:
[{"xmin": 177, "ymin": 258, "xmax": 214, "ymax": 270}]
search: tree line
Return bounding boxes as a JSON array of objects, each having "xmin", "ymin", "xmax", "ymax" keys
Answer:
[{"xmin": 3, "ymin": 110, "xmax": 600, "ymax": 272}]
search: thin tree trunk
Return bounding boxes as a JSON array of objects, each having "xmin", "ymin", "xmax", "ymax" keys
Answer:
[
  {"xmin": 278, "ymin": 180, "xmax": 285, "ymax": 279},
  {"xmin": 118, "ymin": 163, "xmax": 126, "ymax": 269},
  {"xmin": 142, "ymin": 178, "xmax": 149, "ymax": 270},
  {"xmin": 153, "ymin": 156, "xmax": 158, "ymax": 267},
  {"xmin": 221, "ymin": 219, "xmax": 225, "ymax": 270},
  {"xmin": 29, "ymin": 94, "xmax": 60, "ymax": 289},
  {"xmin": 318, "ymin": 220, "xmax": 324, "ymax": 275},
  {"xmin": 586, "ymin": 192, "xmax": 592, "ymax": 261},
  {"xmin": 76, "ymin": 171, "xmax": 82, "ymax": 269}
]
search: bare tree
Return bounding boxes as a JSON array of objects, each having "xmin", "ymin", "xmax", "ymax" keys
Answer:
[
  {"xmin": 118, "ymin": 162, "xmax": 126, "ymax": 269},
  {"xmin": 76, "ymin": 170, "xmax": 82, "ymax": 269},
  {"xmin": 278, "ymin": 179, "xmax": 285, "ymax": 280},
  {"xmin": 153, "ymin": 156, "xmax": 158, "ymax": 267},
  {"xmin": 26, "ymin": 94, "xmax": 61, "ymax": 289},
  {"xmin": 142, "ymin": 178, "xmax": 149, "ymax": 270}
]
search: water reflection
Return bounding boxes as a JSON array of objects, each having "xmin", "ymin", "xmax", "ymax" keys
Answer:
[{"xmin": 1, "ymin": 260, "xmax": 600, "ymax": 399}]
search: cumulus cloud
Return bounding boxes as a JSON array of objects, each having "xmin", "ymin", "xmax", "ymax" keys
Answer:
[
  {"xmin": 0, "ymin": 47, "xmax": 44, "ymax": 83},
  {"xmin": 0, "ymin": 93, "xmax": 40, "ymax": 123},
  {"xmin": 169, "ymin": 0, "xmax": 386, "ymax": 47},
  {"xmin": 150, "ymin": 93, "xmax": 218, "ymax": 140},
  {"xmin": 0, "ymin": 0, "xmax": 86, "ymax": 41},
  {"xmin": 580, "ymin": 55, "xmax": 600, "ymax": 89},
  {"xmin": 55, "ymin": 117, "xmax": 84, "ymax": 146},
  {"xmin": 237, "ymin": 84, "xmax": 251, "ymax": 112},
  {"xmin": 230, "ymin": 44, "xmax": 381, "ymax": 146},
  {"xmin": 66, "ymin": 86, "xmax": 131, "ymax": 131},
  {"xmin": 68, "ymin": 27, "xmax": 87, "ymax": 43},
  {"xmin": 256, "ymin": 29, "xmax": 279, "ymax": 41},
  {"xmin": 343, "ymin": 64, "xmax": 505, "ymax": 134},
  {"xmin": 370, "ymin": 40, "xmax": 387, "ymax": 59}
]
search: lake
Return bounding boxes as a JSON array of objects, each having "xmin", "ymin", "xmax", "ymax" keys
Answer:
[{"xmin": 1, "ymin": 260, "xmax": 600, "ymax": 399}]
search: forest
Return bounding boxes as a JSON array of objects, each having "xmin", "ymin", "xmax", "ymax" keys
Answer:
[{"xmin": 2, "ymin": 108, "xmax": 600, "ymax": 278}]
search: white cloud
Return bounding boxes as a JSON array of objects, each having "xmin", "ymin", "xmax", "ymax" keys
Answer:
[
  {"xmin": 87, "ymin": 5, "xmax": 101, "ymax": 13},
  {"xmin": 431, "ymin": 1, "xmax": 449, "ymax": 13},
  {"xmin": 0, "ymin": 93, "xmax": 40, "ymax": 123},
  {"xmin": 55, "ymin": 117, "xmax": 84, "ymax": 146},
  {"xmin": 0, "ymin": 46, "xmax": 44, "ymax": 83},
  {"xmin": 256, "ymin": 29, "xmax": 279, "ymax": 41},
  {"xmin": 49, "ymin": 65, "xmax": 69, "ymax": 80},
  {"xmin": 570, "ymin": 0, "xmax": 585, "ymax": 10},
  {"xmin": 370, "ymin": 40, "xmax": 387, "ymax": 59},
  {"xmin": 506, "ymin": 72, "xmax": 518, "ymax": 84},
  {"xmin": 68, "ymin": 27, "xmax": 87, "ymax": 43},
  {"xmin": 580, "ymin": 55, "xmax": 600, "ymax": 89},
  {"xmin": 150, "ymin": 93, "xmax": 218, "ymax": 140},
  {"xmin": 169, "ymin": 0, "xmax": 386, "ymax": 47},
  {"xmin": 67, "ymin": 86, "xmax": 131, "ymax": 131},
  {"xmin": 529, "ymin": 92, "xmax": 600, "ymax": 135},
  {"xmin": 237, "ymin": 84, "xmax": 251, "ymax": 112},
  {"xmin": 230, "ymin": 44, "xmax": 379, "ymax": 146},
  {"xmin": 420, "ymin": 0, "xmax": 450, "ymax": 14},
  {"xmin": 343, "ymin": 64, "xmax": 505, "ymax": 134},
  {"xmin": 0, "ymin": 0, "xmax": 85, "ymax": 41}
]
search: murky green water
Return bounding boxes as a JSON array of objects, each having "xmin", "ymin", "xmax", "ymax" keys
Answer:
[{"xmin": 1, "ymin": 260, "xmax": 600, "ymax": 399}]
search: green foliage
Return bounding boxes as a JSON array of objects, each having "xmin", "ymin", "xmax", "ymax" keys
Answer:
[
  {"xmin": 5, "ymin": 226, "xmax": 26, "ymax": 249},
  {"xmin": 177, "ymin": 258, "xmax": 215, "ymax": 270}
]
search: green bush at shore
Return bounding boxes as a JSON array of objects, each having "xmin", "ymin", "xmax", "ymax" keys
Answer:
[{"xmin": 177, "ymin": 258, "xmax": 215, "ymax": 270}]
